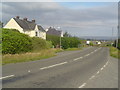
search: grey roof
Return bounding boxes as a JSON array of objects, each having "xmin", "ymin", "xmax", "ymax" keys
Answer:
[
  {"xmin": 13, "ymin": 18, "xmax": 30, "ymax": 30},
  {"xmin": 46, "ymin": 27, "xmax": 62, "ymax": 36},
  {"xmin": 37, "ymin": 25, "xmax": 46, "ymax": 32},
  {"xmin": 13, "ymin": 18, "xmax": 45, "ymax": 31}
]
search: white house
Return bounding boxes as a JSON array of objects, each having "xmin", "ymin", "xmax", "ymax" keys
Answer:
[
  {"xmin": 4, "ymin": 16, "xmax": 46, "ymax": 40},
  {"xmin": 46, "ymin": 27, "xmax": 63, "ymax": 37}
]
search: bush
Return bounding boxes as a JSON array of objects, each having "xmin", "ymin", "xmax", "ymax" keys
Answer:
[
  {"xmin": 47, "ymin": 34, "xmax": 80, "ymax": 49},
  {"xmin": 62, "ymin": 37, "xmax": 80, "ymax": 49},
  {"xmin": 46, "ymin": 34, "xmax": 60, "ymax": 47},
  {"xmin": 46, "ymin": 41, "xmax": 53, "ymax": 48},
  {"xmin": 31, "ymin": 37, "xmax": 53, "ymax": 51},
  {"xmin": 2, "ymin": 28, "xmax": 33, "ymax": 54}
]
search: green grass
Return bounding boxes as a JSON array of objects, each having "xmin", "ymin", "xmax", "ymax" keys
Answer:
[
  {"xmin": 2, "ymin": 49, "xmax": 61, "ymax": 65},
  {"xmin": 2, "ymin": 48, "xmax": 83, "ymax": 65},
  {"xmin": 110, "ymin": 47, "xmax": 120, "ymax": 59},
  {"xmin": 65, "ymin": 48, "xmax": 82, "ymax": 51}
]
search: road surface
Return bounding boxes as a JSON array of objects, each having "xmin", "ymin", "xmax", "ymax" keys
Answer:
[{"xmin": 2, "ymin": 47, "xmax": 118, "ymax": 88}]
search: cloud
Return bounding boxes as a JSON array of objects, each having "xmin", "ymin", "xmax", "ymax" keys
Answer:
[{"xmin": 2, "ymin": 2, "xmax": 118, "ymax": 37}]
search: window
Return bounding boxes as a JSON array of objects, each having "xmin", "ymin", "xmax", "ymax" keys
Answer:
[{"xmin": 35, "ymin": 32, "xmax": 37, "ymax": 36}]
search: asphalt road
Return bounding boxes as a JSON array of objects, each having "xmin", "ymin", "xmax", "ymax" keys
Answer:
[{"xmin": 2, "ymin": 47, "xmax": 118, "ymax": 88}]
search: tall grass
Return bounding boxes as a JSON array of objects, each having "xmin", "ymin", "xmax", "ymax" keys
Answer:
[
  {"xmin": 2, "ymin": 49, "xmax": 62, "ymax": 65},
  {"xmin": 65, "ymin": 48, "xmax": 82, "ymax": 51},
  {"xmin": 110, "ymin": 47, "xmax": 119, "ymax": 59}
]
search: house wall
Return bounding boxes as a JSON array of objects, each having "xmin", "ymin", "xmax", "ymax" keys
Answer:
[
  {"xmin": 39, "ymin": 31, "xmax": 46, "ymax": 40},
  {"xmin": 4, "ymin": 18, "xmax": 46, "ymax": 40},
  {"xmin": 4, "ymin": 18, "xmax": 24, "ymax": 33},
  {"xmin": 35, "ymin": 25, "xmax": 46, "ymax": 40},
  {"xmin": 24, "ymin": 30, "xmax": 35, "ymax": 37}
]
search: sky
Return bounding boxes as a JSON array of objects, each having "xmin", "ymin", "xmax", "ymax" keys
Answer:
[{"xmin": 1, "ymin": 2, "xmax": 118, "ymax": 38}]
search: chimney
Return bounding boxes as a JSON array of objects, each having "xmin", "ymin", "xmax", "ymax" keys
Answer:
[
  {"xmin": 16, "ymin": 16, "xmax": 20, "ymax": 19},
  {"xmin": 23, "ymin": 17, "xmax": 27, "ymax": 21},
  {"xmin": 32, "ymin": 19, "xmax": 35, "ymax": 23}
]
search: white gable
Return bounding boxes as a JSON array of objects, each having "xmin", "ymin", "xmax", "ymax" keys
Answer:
[{"xmin": 4, "ymin": 18, "xmax": 24, "ymax": 33}]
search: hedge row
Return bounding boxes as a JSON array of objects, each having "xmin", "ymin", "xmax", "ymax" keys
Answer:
[
  {"xmin": 2, "ymin": 28, "xmax": 52, "ymax": 54},
  {"xmin": 46, "ymin": 34, "xmax": 80, "ymax": 49}
]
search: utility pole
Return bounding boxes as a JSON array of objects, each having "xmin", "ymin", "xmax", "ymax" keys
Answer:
[
  {"xmin": 58, "ymin": 27, "xmax": 62, "ymax": 49},
  {"xmin": 111, "ymin": 27, "xmax": 114, "ymax": 46},
  {"xmin": 112, "ymin": 27, "xmax": 114, "ymax": 41},
  {"xmin": 60, "ymin": 35, "xmax": 61, "ymax": 49},
  {"xmin": 116, "ymin": 25, "xmax": 119, "ymax": 48}
]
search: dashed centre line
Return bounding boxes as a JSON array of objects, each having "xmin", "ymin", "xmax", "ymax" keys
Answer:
[
  {"xmin": 101, "ymin": 67, "xmax": 104, "ymax": 70},
  {"xmin": 0, "ymin": 75, "xmax": 15, "ymax": 80},
  {"xmin": 73, "ymin": 57, "xmax": 83, "ymax": 61},
  {"xmin": 79, "ymin": 83, "xmax": 87, "ymax": 88},
  {"xmin": 96, "ymin": 71, "xmax": 100, "ymax": 74},
  {"xmin": 40, "ymin": 62, "xmax": 68, "ymax": 70},
  {"xmin": 78, "ymin": 59, "xmax": 109, "ymax": 88}
]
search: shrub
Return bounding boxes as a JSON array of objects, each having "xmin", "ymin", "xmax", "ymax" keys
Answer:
[
  {"xmin": 47, "ymin": 34, "xmax": 80, "ymax": 49},
  {"xmin": 31, "ymin": 37, "xmax": 52, "ymax": 51},
  {"xmin": 46, "ymin": 34, "xmax": 60, "ymax": 47},
  {"xmin": 2, "ymin": 28, "xmax": 32, "ymax": 54}
]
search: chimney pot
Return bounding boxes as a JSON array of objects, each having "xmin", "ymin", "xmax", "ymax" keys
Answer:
[
  {"xmin": 23, "ymin": 17, "xmax": 27, "ymax": 21},
  {"xmin": 32, "ymin": 19, "xmax": 35, "ymax": 23},
  {"xmin": 16, "ymin": 16, "xmax": 19, "ymax": 19}
]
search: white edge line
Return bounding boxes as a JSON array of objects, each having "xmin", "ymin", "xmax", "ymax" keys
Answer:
[
  {"xmin": 79, "ymin": 83, "xmax": 86, "ymax": 88},
  {"xmin": 0, "ymin": 75, "xmax": 15, "ymax": 80},
  {"xmin": 40, "ymin": 62, "xmax": 68, "ymax": 70}
]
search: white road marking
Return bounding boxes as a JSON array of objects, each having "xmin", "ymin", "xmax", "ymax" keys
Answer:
[
  {"xmin": 101, "ymin": 67, "xmax": 104, "ymax": 70},
  {"xmin": 85, "ymin": 54, "xmax": 90, "ymax": 57},
  {"xmin": 40, "ymin": 62, "xmax": 68, "ymax": 70},
  {"xmin": 28, "ymin": 70, "xmax": 31, "ymax": 73},
  {"xmin": 73, "ymin": 57, "xmax": 83, "ymax": 61},
  {"xmin": 106, "ymin": 61, "xmax": 109, "ymax": 66},
  {"xmin": 79, "ymin": 57, "xmax": 83, "ymax": 59},
  {"xmin": 73, "ymin": 58, "xmax": 80, "ymax": 61},
  {"xmin": 91, "ymin": 52, "xmax": 94, "ymax": 54},
  {"xmin": 103, "ymin": 65, "xmax": 106, "ymax": 68},
  {"xmin": 91, "ymin": 75, "xmax": 95, "ymax": 79},
  {"xmin": 0, "ymin": 75, "xmax": 15, "ymax": 80},
  {"xmin": 79, "ymin": 83, "xmax": 86, "ymax": 88},
  {"xmin": 96, "ymin": 71, "xmax": 100, "ymax": 74}
]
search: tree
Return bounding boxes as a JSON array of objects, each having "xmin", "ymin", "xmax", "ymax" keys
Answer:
[
  {"xmin": 0, "ymin": 21, "xmax": 3, "ymax": 28},
  {"xmin": 63, "ymin": 31, "xmax": 71, "ymax": 37}
]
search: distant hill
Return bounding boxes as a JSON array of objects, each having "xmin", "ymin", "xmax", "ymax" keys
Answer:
[{"xmin": 79, "ymin": 36, "xmax": 118, "ymax": 41}]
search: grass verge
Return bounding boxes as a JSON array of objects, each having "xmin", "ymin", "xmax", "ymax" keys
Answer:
[
  {"xmin": 2, "ymin": 48, "xmax": 63, "ymax": 65},
  {"xmin": 65, "ymin": 48, "xmax": 82, "ymax": 51},
  {"xmin": 110, "ymin": 47, "xmax": 120, "ymax": 59}
]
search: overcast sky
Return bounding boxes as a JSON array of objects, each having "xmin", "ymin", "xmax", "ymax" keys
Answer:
[{"xmin": 2, "ymin": 2, "xmax": 118, "ymax": 37}]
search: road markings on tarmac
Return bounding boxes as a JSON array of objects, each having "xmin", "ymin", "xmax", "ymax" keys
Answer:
[
  {"xmin": 89, "ymin": 75, "xmax": 95, "ymax": 80},
  {"xmin": 28, "ymin": 70, "xmax": 31, "ymax": 73},
  {"xmin": 103, "ymin": 65, "xmax": 106, "ymax": 68},
  {"xmin": 79, "ymin": 83, "xmax": 87, "ymax": 88},
  {"xmin": 100, "ymin": 67, "xmax": 104, "ymax": 71},
  {"xmin": 78, "ymin": 59, "xmax": 109, "ymax": 88},
  {"xmin": 96, "ymin": 71, "xmax": 100, "ymax": 74},
  {"xmin": 40, "ymin": 62, "xmax": 68, "ymax": 70},
  {"xmin": 73, "ymin": 57, "xmax": 83, "ymax": 61},
  {"xmin": 0, "ymin": 75, "xmax": 15, "ymax": 80}
]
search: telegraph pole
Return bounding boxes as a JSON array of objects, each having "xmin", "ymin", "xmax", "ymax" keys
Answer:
[
  {"xmin": 58, "ymin": 27, "xmax": 62, "ymax": 49},
  {"xmin": 112, "ymin": 27, "xmax": 114, "ymax": 41}
]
